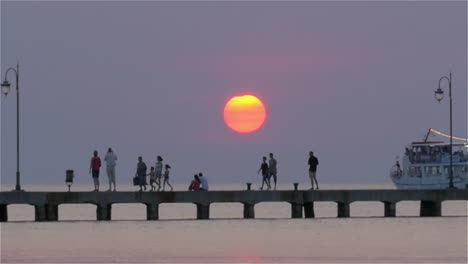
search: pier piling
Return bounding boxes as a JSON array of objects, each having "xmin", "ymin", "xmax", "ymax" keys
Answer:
[
  {"xmin": 34, "ymin": 205, "xmax": 47, "ymax": 221},
  {"xmin": 243, "ymin": 203, "xmax": 255, "ymax": 219},
  {"xmin": 337, "ymin": 202, "xmax": 350, "ymax": 218},
  {"xmin": 383, "ymin": 201, "xmax": 396, "ymax": 217},
  {"xmin": 96, "ymin": 204, "xmax": 112, "ymax": 221},
  {"xmin": 46, "ymin": 204, "xmax": 58, "ymax": 221},
  {"xmin": 420, "ymin": 201, "xmax": 441, "ymax": 217},
  {"xmin": 196, "ymin": 203, "xmax": 210, "ymax": 220},
  {"xmin": 146, "ymin": 204, "xmax": 159, "ymax": 220},
  {"xmin": 291, "ymin": 203, "xmax": 303, "ymax": 218},
  {"xmin": 0, "ymin": 204, "xmax": 7, "ymax": 222},
  {"xmin": 304, "ymin": 202, "xmax": 315, "ymax": 218}
]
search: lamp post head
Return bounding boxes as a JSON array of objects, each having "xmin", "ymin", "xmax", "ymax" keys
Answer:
[
  {"xmin": 434, "ymin": 87, "xmax": 444, "ymax": 103},
  {"xmin": 1, "ymin": 80, "xmax": 11, "ymax": 96}
]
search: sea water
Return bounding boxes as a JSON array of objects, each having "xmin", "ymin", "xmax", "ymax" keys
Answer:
[{"xmin": 1, "ymin": 183, "xmax": 466, "ymax": 263}]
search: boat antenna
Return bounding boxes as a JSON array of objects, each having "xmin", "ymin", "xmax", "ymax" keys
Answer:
[{"xmin": 423, "ymin": 128, "xmax": 431, "ymax": 142}]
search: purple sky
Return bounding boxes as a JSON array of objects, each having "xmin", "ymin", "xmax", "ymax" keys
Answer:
[{"xmin": 1, "ymin": 1, "xmax": 467, "ymax": 185}]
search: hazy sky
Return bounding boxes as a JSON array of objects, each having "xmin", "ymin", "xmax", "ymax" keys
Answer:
[{"xmin": 1, "ymin": 1, "xmax": 467, "ymax": 186}]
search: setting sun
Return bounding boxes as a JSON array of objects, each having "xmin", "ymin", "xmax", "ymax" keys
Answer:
[{"xmin": 223, "ymin": 94, "xmax": 267, "ymax": 133}]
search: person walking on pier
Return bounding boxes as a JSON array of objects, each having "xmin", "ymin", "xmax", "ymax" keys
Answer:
[
  {"xmin": 268, "ymin": 153, "xmax": 278, "ymax": 190},
  {"xmin": 308, "ymin": 151, "xmax": 319, "ymax": 190},
  {"xmin": 89, "ymin": 150, "xmax": 102, "ymax": 191},
  {"xmin": 155, "ymin": 156, "xmax": 163, "ymax": 191},
  {"xmin": 162, "ymin": 164, "xmax": 174, "ymax": 191},
  {"xmin": 136, "ymin": 156, "xmax": 147, "ymax": 191},
  {"xmin": 148, "ymin": 167, "xmax": 159, "ymax": 191},
  {"xmin": 257, "ymin": 156, "xmax": 270, "ymax": 190},
  {"xmin": 104, "ymin": 147, "xmax": 118, "ymax": 192},
  {"xmin": 198, "ymin": 172, "xmax": 209, "ymax": 191}
]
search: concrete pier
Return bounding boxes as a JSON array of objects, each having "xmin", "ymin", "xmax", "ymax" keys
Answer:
[
  {"xmin": 0, "ymin": 189, "xmax": 465, "ymax": 221},
  {"xmin": 420, "ymin": 200, "xmax": 441, "ymax": 217},
  {"xmin": 383, "ymin": 201, "xmax": 396, "ymax": 217}
]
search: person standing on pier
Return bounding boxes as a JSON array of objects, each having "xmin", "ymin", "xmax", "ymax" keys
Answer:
[
  {"xmin": 162, "ymin": 164, "xmax": 174, "ymax": 191},
  {"xmin": 268, "ymin": 153, "xmax": 278, "ymax": 190},
  {"xmin": 198, "ymin": 172, "xmax": 209, "ymax": 191},
  {"xmin": 104, "ymin": 148, "xmax": 118, "ymax": 192},
  {"xmin": 308, "ymin": 151, "xmax": 319, "ymax": 190},
  {"xmin": 257, "ymin": 156, "xmax": 270, "ymax": 190},
  {"xmin": 136, "ymin": 156, "xmax": 147, "ymax": 191},
  {"xmin": 155, "ymin": 156, "xmax": 163, "ymax": 191},
  {"xmin": 89, "ymin": 150, "xmax": 102, "ymax": 191}
]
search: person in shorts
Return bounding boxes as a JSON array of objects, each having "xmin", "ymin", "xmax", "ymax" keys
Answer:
[
  {"xmin": 104, "ymin": 147, "xmax": 118, "ymax": 192},
  {"xmin": 148, "ymin": 166, "xmax": 158, "ymax": 191},
  {"xmin": 155, "ymin": 156, "xmax": 163, "ymax": 191},
  {"xmin": 257, "ymin": 156, "xmax": 270, "ymax": 190},
  {"xmin": 268, "ymin": 153, "xmax": 278, "ymax": 190},
  {"xmin": 162, "ymin": 164, "xmax": 173, "ymax": 192},
  {"xmin": 89, "ymin": 150, "xmax": 101, "ymax": 191}
]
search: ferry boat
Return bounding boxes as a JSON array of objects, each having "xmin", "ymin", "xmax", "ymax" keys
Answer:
[{"xmin": 390, "ymin": 129, "xmax": 468, "ymax": 189}]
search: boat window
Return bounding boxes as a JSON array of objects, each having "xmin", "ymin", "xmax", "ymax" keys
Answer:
[{"xmin": 425, "ymin": 166, "xmax": 439, "ymax": 177}]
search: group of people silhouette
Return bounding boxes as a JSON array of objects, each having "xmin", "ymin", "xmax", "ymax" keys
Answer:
[{"xmin": 88, "ymin": 149, "xmax": 319, "ymax": 192}]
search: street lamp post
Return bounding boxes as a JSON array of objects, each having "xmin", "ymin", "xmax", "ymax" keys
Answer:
[
  {"xmin": 1, "ymin": 63, "xmax": 22, "ymax": 191},
  {"xmin": 434, "ymin": 72, "xmax": 455, "ymax": 189}
]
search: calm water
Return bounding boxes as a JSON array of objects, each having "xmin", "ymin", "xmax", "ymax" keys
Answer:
[{"xmin": 1, "ymin": 184, "xmax": 467, "ymax": 263}]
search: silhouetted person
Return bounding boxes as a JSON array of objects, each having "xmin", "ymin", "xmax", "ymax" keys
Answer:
[
  {"xmin": 188, "ymin": 174, "xmax": 201, "ymax": 191},
  {"xmin": 308, "ymin": 151, "xmax": 319, "ymax": 190},
  {"xmin": 148, "ymin": 166, "xmax": 159, "ymax": 191},
  {"xmin": 155, "ymin": 156, "xmax": 163, "ymax": 191},
  {"xmin": 198, "ymin": 172, "xmax": 209, "ymax": 191},
  {"xmin": 104, "ymin": 147, "xmax": 118, "ymax": 192},
  {"xmin": 136, "ymin": 156, "xmax": 147, "ymax": 191},
  {"xmin": 89, "ymin": 150, "xmax": 101, "ymax": 191},
  {"xmin": 162, "ymin": 164, "xmax": 173, "ymax": 191},
  {"xmin": 268, "ymin": 153, "xmax": 278, "ymax": 190},
  {"xmin": 257, "ymin": 156, "xmax": 270, "ymax": 190}
]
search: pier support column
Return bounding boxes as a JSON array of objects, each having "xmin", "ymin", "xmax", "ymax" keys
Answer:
[
  {"xmin": 46, "ymin": 204, "xmax": 58, "ymax": 221},
  {"xmin": 34, "ymin": 205, "xmax": 47, "ymax": 221},
  {"xmin": 146, "ymin": 204, "xmax": 159, "ymax": 220},
  {"xmin": 304, "ymin": 202, "xmax": 315, "ymax": 218},
  {"xmin": 0, "ymin": 205, "xmax": 7, "ymax": 222},
  {"xmin": 97, "ymin": 204, "xmax": 112, "ymax": 221},
  {"xmin": 196, "ymin": 204, "xmax": 210, "ymax": 220},
  {"xmin": 291, "ymin": 203, "xmax": 303, "ymax": 218},
  {"xmin": 337, "ymin": 202, "xmax": 350, "ymax": 218},
  {"xmin": 383, "ymin": 201, "xmax": 396, "ymax": 217},
  {"xmin": 420, "ymin": 201, "xmax": 441, "ymax": 217},
  {"xmin": 243, "ymin": 203, "xmax": 255, "ymax": 219}
]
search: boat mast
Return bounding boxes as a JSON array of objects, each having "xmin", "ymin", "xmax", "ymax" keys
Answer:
[{"xmin": 423, "ymin": 128, "xmax": 432, "ymax": 142}]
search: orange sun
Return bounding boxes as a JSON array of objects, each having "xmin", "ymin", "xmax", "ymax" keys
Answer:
[{"xmin": 223, "ymin": 94, "xmax": 267, "ymax": 133}]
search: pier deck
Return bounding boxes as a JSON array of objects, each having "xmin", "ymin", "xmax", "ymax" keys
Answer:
[{"xmin": 0, "ymin": 189, "xmax": 466, "ymax": 221}]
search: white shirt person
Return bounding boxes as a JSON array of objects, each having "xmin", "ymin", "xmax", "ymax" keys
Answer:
[{"xmin": 104, "ymin": 147, "xmax": 118, "ymax": 191}]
